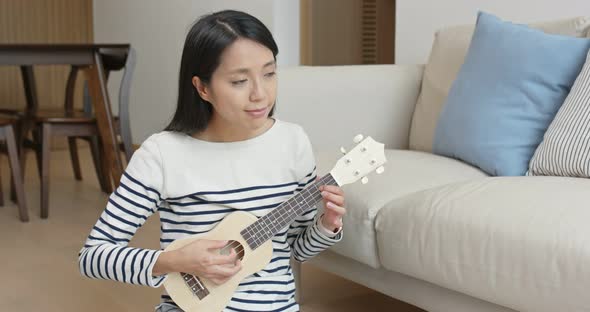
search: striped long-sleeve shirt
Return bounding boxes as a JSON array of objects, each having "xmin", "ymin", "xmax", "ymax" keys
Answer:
[{"xmin": 78, "ymin": 119, "xmax": 342, "ymax": 311}]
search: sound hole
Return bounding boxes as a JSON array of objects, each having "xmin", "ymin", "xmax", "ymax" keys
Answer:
[{"xmin": 220, "ymin": 240, "xmax": 245, "ymax": 261}]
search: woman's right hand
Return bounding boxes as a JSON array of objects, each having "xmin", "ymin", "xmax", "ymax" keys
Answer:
[{"xmin": 154, "ymin": 239, "xmax": 242, "ymax": 285}]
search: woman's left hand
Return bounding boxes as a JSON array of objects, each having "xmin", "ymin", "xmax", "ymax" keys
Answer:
[{"xmin": 319, "ymin": 184, "xmax": 346, "ymax": 232}]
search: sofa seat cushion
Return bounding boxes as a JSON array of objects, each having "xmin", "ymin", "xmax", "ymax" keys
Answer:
[
  {"xmin": 315, "ymin": 149, "xmax": 487, "ymax": 268},
  {"xmin": 375, "ymin": 176, "xmax": 590, "ymax": 312}
]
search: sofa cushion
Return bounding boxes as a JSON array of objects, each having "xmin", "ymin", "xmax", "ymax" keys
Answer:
[
  {"xmin": 432, "ymin": 12, "xmax": 590, "ymax": 176},
  {"xmin": 315, "ymin": 149, "xmax": 487, "ymax": 268},
  {"xmin": 375, "ymin": 176, "xmax": 590, "ymax": 312},
  {"xmin": 409, "ymin": 16, "xmax": 590, "ymax": 153},
  {"xmin": 527, "ymin": 50, "xmax": 590, "ymax": 178}
]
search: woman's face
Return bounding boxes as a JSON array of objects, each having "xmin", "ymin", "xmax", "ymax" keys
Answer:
[{"xmin": 194, "ymin": 38, "xmax": 277, "ymax": 140}]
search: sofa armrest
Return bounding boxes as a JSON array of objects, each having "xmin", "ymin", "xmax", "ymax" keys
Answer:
[{"xmin": 276, "ymin": 64, "xmax": 424, "ymax": 150}]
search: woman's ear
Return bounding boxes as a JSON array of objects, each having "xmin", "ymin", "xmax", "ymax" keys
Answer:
[{"xmin": 192, "ymin": 76, "xmax": 211, "ymax": 102}]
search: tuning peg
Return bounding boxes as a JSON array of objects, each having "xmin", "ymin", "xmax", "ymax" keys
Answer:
[
  {"xmin": 376, "ymin": 166, "xmax": 385, "ymax": 174},
  {"xmin": 340, "ymin": 147, "xmax": 347, "ymax": 154},
  {"xmin": 353, "ymin": 134, "xmax": 364, "ymax": 144},
  {"xmin": 361, "ymin": 176, "xmax": 369, "ymax": 184}
]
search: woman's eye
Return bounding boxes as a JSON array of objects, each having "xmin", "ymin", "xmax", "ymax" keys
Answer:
[
  {"xmin": 265, "ymin": 72, "xmax": 276, "ymax": 78},
  {"xmin": 231, "ymin": 79, "xmax": 247, "ymax": 86}
]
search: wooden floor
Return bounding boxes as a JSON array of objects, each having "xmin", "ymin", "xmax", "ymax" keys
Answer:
[{"xmin": 0, "ymin": 146, "xmax": 424, "ymax": 311}]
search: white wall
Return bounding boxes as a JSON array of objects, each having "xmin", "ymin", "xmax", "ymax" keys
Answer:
[
  {"xmin": 396, "ymin": 0, "xmax": 590, "ymax": 65},
  {"xmin": 273, "ymin": 0, "xmax": 300, "ymax": 66},
  {"xmin": 93, "ymin": 0, "xmax": 299, "ymax": 143}
]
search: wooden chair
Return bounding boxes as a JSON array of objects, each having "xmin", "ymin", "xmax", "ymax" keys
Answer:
[
  {"xmin": 33, "ymin": 100, "xmax": 107, "ymax": 219},
  {"xmin": 79, "ymin": 46, "xmax": 136, "ymax": 165},
  {"xmin": 30, "ymin": 47, "xmax": 136, "ymax": 218},
  {"xmin": 0, "ymin": 117, "xmax": 28, "ymax": 222},
  {"xmin": 0, "ymin": 70, "xmax": 109, "ymax": 218}
]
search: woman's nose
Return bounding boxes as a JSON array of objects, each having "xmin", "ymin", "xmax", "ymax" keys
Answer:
[{"xmin": 249, "ymin": 80, "xmax": 266, "ymax": 102}]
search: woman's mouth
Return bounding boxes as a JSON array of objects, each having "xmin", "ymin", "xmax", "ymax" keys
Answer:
[{"xmin": 245, "ymin": 107, "xmax": 268, "ymax": 118}]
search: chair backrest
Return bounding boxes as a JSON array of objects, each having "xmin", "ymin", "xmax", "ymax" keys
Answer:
[{"xmin": 83, "ymin": 46, "xmax": 136, "ymax": 162}]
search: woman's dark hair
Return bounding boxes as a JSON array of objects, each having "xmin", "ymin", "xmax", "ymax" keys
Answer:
[{"xmin": 164, "ymin": 10, "xmax": 279, "ymax": 135}]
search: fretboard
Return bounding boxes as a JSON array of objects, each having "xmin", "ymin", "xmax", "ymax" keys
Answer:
[{"xmin": 240, "ymin": 173, "xmax": 338, "ymax": 250}]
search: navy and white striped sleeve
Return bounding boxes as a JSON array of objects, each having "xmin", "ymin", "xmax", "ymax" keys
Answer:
[
  {"xmin": 78, "ymin": 136, "xmax": 166, "ymax": 288},
  {"xmin": 287, "ymin": 129, "xmax": 342, "ymax": 263}
]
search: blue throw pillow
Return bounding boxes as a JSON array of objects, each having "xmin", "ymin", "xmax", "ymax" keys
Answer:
[{"xmin": 432, "ymin": 12, "xmax": 590, "ymax": 176}]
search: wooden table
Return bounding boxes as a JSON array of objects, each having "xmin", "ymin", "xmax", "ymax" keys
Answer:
[{"xmin": 0, "ymin": 44, "xmax": 128, "ymax": 188}]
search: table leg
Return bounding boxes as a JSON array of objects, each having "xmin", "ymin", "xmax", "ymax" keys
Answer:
[
  {"xmin": 18, "ymin": 65, "xmax": 38, "ymax": 174},
  {"xmin": 86, "ymin": 52, "xmax": 123, "ymax": 189}
]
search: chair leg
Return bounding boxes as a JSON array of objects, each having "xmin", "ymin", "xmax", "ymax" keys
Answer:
[
  {"xmin": 32, "ymin": 126, "xmax": 42, "ymax": 179},
  {"xmin": 102, "ymin": 145, "xmax": 113, "ymax": 194},
  {"xmin": 89, "ymin": 136, "xmax": 110, "ymax": 193},
  {"xmin": 0, "ymin": 152, "xmax": 4, "ymax": 207},
  {"xmin": 18, "ymin": 120, "xmax": 34, "ymax": 179},
  {"xmin": 41, "ymin": 124, "xmax": 51, "ymax": 219},
  {"xmin": 292, "ymin": 259, "xmax": 303, "ymax": 303},
  {"xmin": 11, "ymin": 118, "xmax": 25, "ymax": 202},
  {"xmin": 9, "ymin": 167, "xmax": 14, "ymax": 203},
  {"xmin": 9, "ymin": 167, "xmax": 15, "ymax": 203},
  {"xmin": 68, "ymin": 137, "xmax": 82, "ymax": 180},
  {"xmin": 4, "ymin": 125, "xmax": 28, "ymax": 222}
]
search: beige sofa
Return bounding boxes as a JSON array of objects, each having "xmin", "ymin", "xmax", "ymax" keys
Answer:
[{"xmin": 277, "ymin": 16, "xmax": 590, "ymax": 312}]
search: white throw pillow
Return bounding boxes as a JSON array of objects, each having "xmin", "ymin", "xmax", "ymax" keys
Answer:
[{"xmin": 527, "ymin": 50, "xmax": 590, "ymax": 178}]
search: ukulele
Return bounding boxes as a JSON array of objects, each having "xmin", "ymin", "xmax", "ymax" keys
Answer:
[{"xmin": 162, "ymin": 134, "xmax": 387, "ymax": 311}]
